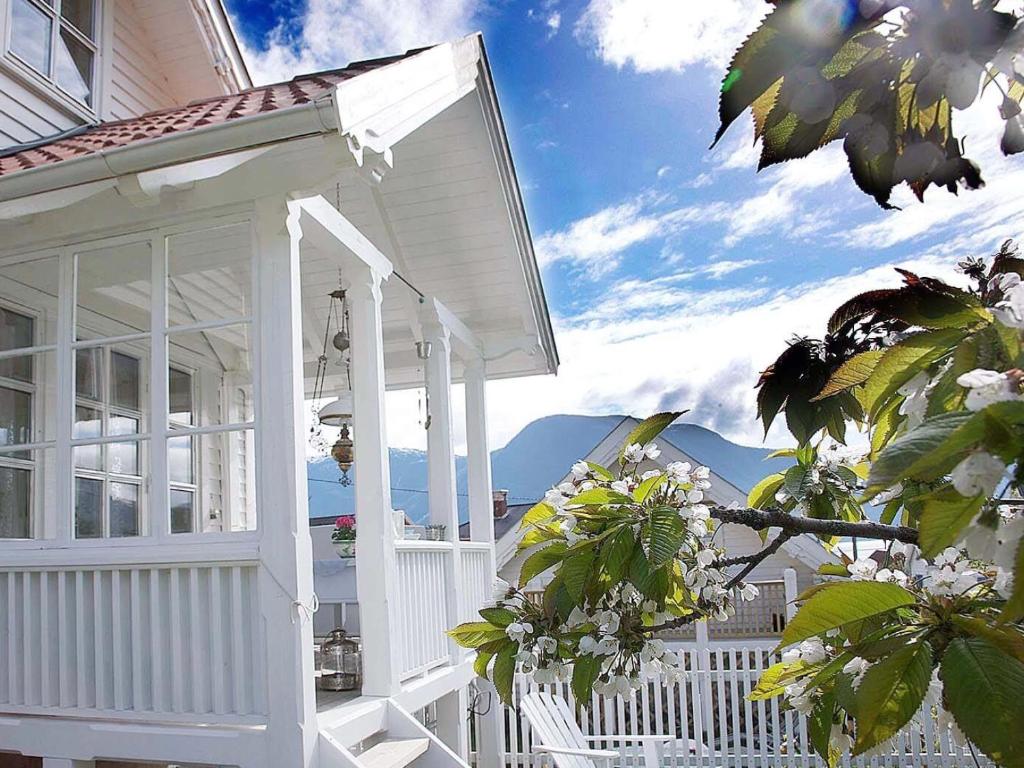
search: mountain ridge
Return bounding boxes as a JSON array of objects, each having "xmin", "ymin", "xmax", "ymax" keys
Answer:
[{"xmin": 307, "ymin": 414, "xmax": 787, "ymax": 524}]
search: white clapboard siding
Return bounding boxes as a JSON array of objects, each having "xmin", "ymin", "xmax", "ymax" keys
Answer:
[
  {"xmin": 105, "ymin": 0, "xmax": 179, "ymax": 120},
  {"xmin": 0, "ymin": 71, "xmax": 80, "ymax": 148},
  {"xmin": 0, "ymin": 564, "xmax": 266, "ymax": 722},
  {"xmin": 394, "ymin": 542, "xmax": 452, "ymax": 680},
  {"xmin": 477, "ymin": 646, "xmax": 994, "ymax": 768}
]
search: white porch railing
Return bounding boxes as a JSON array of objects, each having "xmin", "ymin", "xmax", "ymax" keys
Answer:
[
  {"xmin": 394, "ymin": 541, "xmax": 454, "ymax": 680},
  {"xmin": 473, "ymin": 644, "xmax": 993, "ymax": 768},
  {"xmin": 660, "ymin": 581, "xmax": 789, "ymax": 641},
  {"xmin": 0, "ymin": 559, "xmax": 266, "ymax": 722},
  {"xmin": 459, "ymin": 542, "xmax": 493, "ymax": 624}
]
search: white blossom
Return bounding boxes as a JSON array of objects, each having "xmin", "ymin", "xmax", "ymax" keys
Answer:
[
  {"xmin": 898, "ymin": 371, "xmax": 931, "ymax": 428},
  {"xmin": 950, "ymin": 451, "xmax": 1006, "ymax": 497},
  {"xmin": 696, "ymin": 549, "xmax": 717, "ymax": 567},
  {"xmin": 623, "ymin": 443, "xmax": 645, "ymax": 463},
  {"xmin": 849, "ymin": 557, "xmax": 878, "ymax": 581},
  {"xmin": 570, "ymin": 461, "xmax": 590, "ymax": 480},
  {"xmin": 610, "ymin": 479, "xmax": 630, "ymax": 495},
  {"xmin": 644, "ymin": 442, "xmax": 661, "ymax": 460},
  {"xmin": 666, "ymin": 461, "xmax": 692, "ymax": 483},
  {"xmin": 956, "ymin": 368, "xmax": 1021, "ymax": 411},
  {"xmin": 995, "ymin": 567, "xmax": 1015, "ymax": 599},
  {"xmin": 491, "ymin": 578, "xmax": 511, "ymax": 602},
  {"xmin": 830, "ymin": 723, "xmax": 854, "ymax": 754},
  {"xmin": 798, "ymin": 637, "xmax": 828, "ymax": 664},
  {"xmin": 740, "ymin": 582, "xmax": 760, "ymax": 601},
  {"xmin": 875, "ymin": 567, "xmax": 909, "ymax": 587},
  {"xmin": 506, "ymin": 621, "xmax": 533, "ymax": 642},
  {"xmin": 843, "ymin": 656, "xmax": 870, "ymax": 687},
  {"xmin": 994, "ymin": 279, "xmax": 1024, "ymax": 329}
]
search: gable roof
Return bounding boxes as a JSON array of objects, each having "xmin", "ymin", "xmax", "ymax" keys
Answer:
[{"xmin": 0, "ymin": 52, "xmax": 423, "ymax": 178}]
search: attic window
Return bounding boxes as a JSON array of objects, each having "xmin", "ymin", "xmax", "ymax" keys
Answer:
[{"xmin": 7, "ymin": 0, "xmax": 97, "ymax": 107}]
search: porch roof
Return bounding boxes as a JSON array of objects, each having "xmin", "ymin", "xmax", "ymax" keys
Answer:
[{"xmin": 0, "ymin": 52, "xmax": 422, "ymax": 178}]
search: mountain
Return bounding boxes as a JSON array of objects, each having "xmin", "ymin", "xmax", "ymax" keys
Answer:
[{"xmin": 307, "ymin": 414, "xmax": 787, "ymax": 524}]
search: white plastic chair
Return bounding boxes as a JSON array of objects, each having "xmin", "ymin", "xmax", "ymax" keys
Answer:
[{"xmin": 520, "ymin": 691, "xmax": 703, "ymax": 768}]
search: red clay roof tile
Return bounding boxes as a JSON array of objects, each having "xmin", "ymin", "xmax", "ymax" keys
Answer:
[{"xmin": 0, "ymin": 50, "xmax": 422, "ymax": 179}]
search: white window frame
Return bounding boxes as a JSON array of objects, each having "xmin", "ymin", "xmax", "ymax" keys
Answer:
[
  {"xmin": 0, "ymin": 300, "xmax": 41, "ymax": 539},
  {"xmin": 167, "ymin": 362, "xmax": 198, "ymax": 534},
  {"xmin": 72, "ymin": 340, "xmax": 147, "ymax": 539},
  {"xmin": 1, "ymin": 0, "xmax": 100, "ymax": 115},
  {"xmin": 0, "ymin": 214, "xmax": 259, "ymax": 547}
]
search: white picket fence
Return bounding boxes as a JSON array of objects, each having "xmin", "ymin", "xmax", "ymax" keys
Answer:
[{"xmin": 473, "ymin": 643, "xmax": 992, "ymax": 768}]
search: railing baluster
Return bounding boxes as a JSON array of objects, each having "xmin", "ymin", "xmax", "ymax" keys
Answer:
[
  {"xmin": 210, "ymin": 566, "xmax": 226, "ymax": 715},
  {"xmin": 231, "ymin": 565, "xmax": 246, "ymax": 714},
  {"xmin": 75, "ymin": 570, "xmax": 88, "ymax": 709},
  {"xmin": 150, "ymin": 568, "xmax": 165, "ymax": 712},
  {"xmin": 169, "ymin": 567, "xmax": 184, "ymax": 713},
  {"xmin": 130, "ymin": 569, "xmax": 143, "ymax": 711}
]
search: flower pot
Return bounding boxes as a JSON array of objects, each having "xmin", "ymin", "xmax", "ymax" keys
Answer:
[{"xmin": 334, "ymin": 540, "xmax": 356, "ymax": 559}]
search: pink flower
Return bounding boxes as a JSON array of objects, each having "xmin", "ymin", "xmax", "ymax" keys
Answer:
[{"xmin": 336, "ymin": 515, "xmax": 355, "ymax": 529}]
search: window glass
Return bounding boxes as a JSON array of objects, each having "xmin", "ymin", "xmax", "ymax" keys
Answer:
[
  {"xmin": 0, "ymin": 465, "xmax": 31, "ymax": 538},
  {"xmin": 75, "ymin": 347, "xmax": 102, "ymax": 401},
  {"xmin": 60, "ymin": 0, "xmax": 93, "ymax": 38},
  {"xmin": 0, "ymin": 387, "xmax": 32, "ymax": 451},
  {"xmin": 54, "ymin": 27, "xmax": 91, "ymax": 103},
  {"xmin": 169, "ymin": 368, "xmax": 193, "ymax": 426},
  {"xmin": 109, "ymin": 482, "xmax": 138, "ymax": 537},
  {"xmin": 10, "ymin": 0, "xmax": 52, "ymax": 75},
  {"xmin": 74, "ymin": 476, "xmax": 102, "ymax": 538},
  {"xmin": 76, "ymin": 241, "xmax": 152, "ymax": 335},
  {"xmin": 167, "ymin": 325, "xmax": 252, "ymax": 429},
  {"xmin": 193, "ymin": 429, "xmax": 255, "ymax": 532},
  {"xmin": 170, "ymin": 488, "xmax": 194, "ymax": 535},
  {"xmin": 169, "ymin": 435, "xmax": 193, "ymax": 485},
  {"xmin": 0, "ymin": 307, "xmax": 34, "ymax": 354},
  {"xmin": 167, "ymin": 224, "xmax": 252, "ymax": 325},
  {"xmin": 110, "ymin": 352, "xmax": 140, "ymax": 410}
]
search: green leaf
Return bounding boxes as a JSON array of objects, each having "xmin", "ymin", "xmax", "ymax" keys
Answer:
[
  {"xmin": 813, "ymin": 349, "xmax": 885, "ymax": 401},
  {"xmin": 646, "ymin": 507, "xmax": 686, "ymax": 567},
  {"xmin": 633, "ymin": 474, "xmax": 667, "ymax": 502},
  {"xmin": 519, "ymin": 502, "xmax": 558, "ymax": 531},
  {"xmin": 748, "ymin": 472, "xmax": 785, "ymax": 509},
  {"xmin": 618, "ymin": 411, "xmax": 684, "ymax": 464},
  {"xmin": 916, "ymin": 486, "xmax": 984, "ymax": 557},
  {"xmin": 866, "ymin": 412, "xmax": 975, "ymax": 492},
  {"xmin": 852, "ymin": 641, "xmax": 933, "ymax": 755},
  {"xmin": 808, "ymin": 690, "xmax": 839, "ymax": 766},
  {"xmin": 780, "ymin": 581, "xmax": 917, "ymax": 649},
  {"xmin": 941, "ymin": 638, "xmax": 1024, "ymax": 768},
  {"xmin": 748, "ymin": 661, "xmax": 807, "ymax": 700},
  {"xmin": 474, "ymin": 650, "xmax": 494, "ymax": 677},
  {"xmin": 586, "ymin": 461, "xmax": 615, "ymax": 481},
  {"xmin": 562, "ymin": 549, "xmax": 596, "ymax": 602},
  {"xmin": 783, "ymin": 465, "xmax": 811, "ymax": 499},
  {"xmin": 519, "ymin": 542, "xmax": 568, "ymax": 588},
  {"xmin": 479, "ymin": 607, "xmax": 516, "ymax": 628},
  {"xmin": 448, "ymin": 622, "xmax": 508, "ymax": 649},
  {"xmin": 567, "ymin": 488, "xmax": 633, "ymax": 507},
  {"xmin": 571, "ymin": 655, "xmax": 602, "ymax": 703},
  {"xmin": 818, "ymin": 563, "xmax": 851, "ymax": 577},
  {"xmin": 601, "ymin": 527, "xmax": 635, "ymax": 582},
  {"xmin": 492, "ymin": 643, "xmax": 518, "ymax": 706},
  {"xmin": 518, "ymin": 526, "xmax": 562, "ymax": 551},
  {"xmin": 861, "ymin": 329, "xmax": 967, "ymax": 420},
  {"xmin": 951, "ymin": 616, "xmax": 1024, "ymax": 663},
  {"xmin": 1001, "ymin": 537, "xmax": 1024, "ymax": 624}
]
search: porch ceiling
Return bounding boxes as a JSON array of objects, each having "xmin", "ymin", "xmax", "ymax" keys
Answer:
[{"xmin": 300, "ymin": 92, "xmax": 553, "ymax": 391}]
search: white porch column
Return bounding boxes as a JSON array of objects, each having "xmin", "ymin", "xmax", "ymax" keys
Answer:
[
  {"xmin": 253, "ymin": 198, "xmax": 318, "ymax": 768},
  {"xmin": 474, "ymin": 679, "xmax": 504, "ymax": 768},
  {"xmin": 423, "ymin": 317, "xmax": 464, "ymax": 661},
  {"xmin": 435, "ymin": 687, "xmax": 470, "ymax": 760},
  {"xmin": 784, "ymin": 567, "xmax": 799, "ymax": 621},
  {"xmin": 464, "ymin": 357, "xmax": 495, "ymax": 550},
  {"xmin": 348, "ymin": 264, "xmax": 403, "ymax": 697}
]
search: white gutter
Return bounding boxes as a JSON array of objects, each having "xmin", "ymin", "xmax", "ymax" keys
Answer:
[{"xmin": 0, "ymin": 96, "xmax": 338, "ymax": 204}]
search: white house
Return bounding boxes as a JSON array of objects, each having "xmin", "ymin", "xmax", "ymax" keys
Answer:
[
  {"xmin": 0, "ymin": 4, "xmax": 557, "ymax": 767},
  {"xmin": 491, "ymin": 417, "xmax": 839, "ymax": 642}
]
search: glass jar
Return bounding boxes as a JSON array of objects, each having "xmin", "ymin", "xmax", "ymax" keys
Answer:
[{"xmin": 318, "ymin": 629, "xmax": 362, "ymax": 691}]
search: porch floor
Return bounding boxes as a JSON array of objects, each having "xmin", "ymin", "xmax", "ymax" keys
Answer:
[{"xmin": 316, "ymin": 687, "xmax": 362, "ymax": 712}]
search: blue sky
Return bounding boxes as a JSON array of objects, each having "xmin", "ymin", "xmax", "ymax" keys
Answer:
[{"xmin": 224, "ymin": 0, "xmax": 1024, "ymax": 451}]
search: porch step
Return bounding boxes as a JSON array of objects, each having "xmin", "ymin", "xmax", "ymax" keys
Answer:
[{"xmin": 357, "ymin": 737, "xmax": 430, "ymax": 768}]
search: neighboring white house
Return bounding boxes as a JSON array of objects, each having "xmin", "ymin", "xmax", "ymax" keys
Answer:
[
  {"xmin": 489, "ymin": 417, "xmax": 839, "ymax": 642},
  {"xmin": 0, "ymin": 5, "xmax": 557, "ymax": 768}
]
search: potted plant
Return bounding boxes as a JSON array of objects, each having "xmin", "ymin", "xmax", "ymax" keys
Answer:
[{"xmin": 332, "ymin": 515, "xmax": 356, "ymax": 558}]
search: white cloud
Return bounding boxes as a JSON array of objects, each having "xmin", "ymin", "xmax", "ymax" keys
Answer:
[
  {"xmin": 534, "ymin": 196, "xmax": 722, "ymax": 276},
  {"xmin": 239, "ymin": 0, "xmax": 484, "ymax": 85},
  {"xmin": 703, "ymin": 259, "xmax": 764, "ymax": 279},
  {"xmin": 575, "ymin": 0, "xmax": 766, "ymax": 74},
  {"xmin": 484, "ymin": 253, "xmax": 963, "ymax": 451}
]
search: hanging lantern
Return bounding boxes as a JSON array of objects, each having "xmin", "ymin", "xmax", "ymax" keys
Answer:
[{"xmin": 331, "ymin": 423, "xmax": 355, "ymax": 486}]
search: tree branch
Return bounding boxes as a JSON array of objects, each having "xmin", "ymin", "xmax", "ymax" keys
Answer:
[{"xmin": 709, "ymin": 505, "xmax": 919, "ymax": 545}]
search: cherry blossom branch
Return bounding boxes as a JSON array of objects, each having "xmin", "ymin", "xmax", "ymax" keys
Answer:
[{"xmin": 709, "ymin": 505, "xmax": 920, "ymax": 545}]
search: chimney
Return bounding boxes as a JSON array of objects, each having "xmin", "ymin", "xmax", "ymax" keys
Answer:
[{"xmin": 492, "ymin": 489, "xmax": 509, "ymax": 519}]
